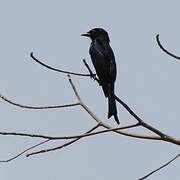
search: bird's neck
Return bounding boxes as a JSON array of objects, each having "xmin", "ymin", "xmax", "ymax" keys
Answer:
[{"xmin": 93, "ymin": 35, "xmax": 110, "ymax": 44}]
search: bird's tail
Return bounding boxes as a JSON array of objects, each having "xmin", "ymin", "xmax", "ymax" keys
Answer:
[{"xmin": 107, "ymin": 84, "xmax": 119, "ymax": 124}]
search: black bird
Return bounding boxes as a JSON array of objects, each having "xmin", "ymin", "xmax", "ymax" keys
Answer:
[{"xmin": 82, "ymin": 28, "xmax": 119, "ymax": 124}]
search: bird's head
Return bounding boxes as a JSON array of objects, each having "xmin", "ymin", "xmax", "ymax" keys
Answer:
[{"xmin": 81, "ymin": 28, "xmax": 110, "ymax": 42}]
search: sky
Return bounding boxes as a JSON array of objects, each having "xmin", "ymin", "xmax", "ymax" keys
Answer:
[{"xmin": 0, "ymin": 0, "xmax": 180, "ymax": 179}]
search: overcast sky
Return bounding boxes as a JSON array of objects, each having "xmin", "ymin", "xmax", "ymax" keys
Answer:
[{"xmin": 0, "ymin": 1, "xmax": 180, "ymax": 179}]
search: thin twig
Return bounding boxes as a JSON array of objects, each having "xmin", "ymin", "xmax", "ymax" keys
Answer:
[
  {"xmin": 0, "ymin": 140, "xmax": 50, "ymax": 162},
  {"xmin": 156, "ymin": 34, "xmax": 180, "ymax": 60},
  {"xmin": 68, "ymin": 75, "xmax": 82, "ymax": 102},
  {"xmin": 138, "ymin": 153, "xmax": 180, "ymax": 180},
  {"xmin": 83, "ymin": 59, "xmax": 99, "ymax": 82},
  {"xmin": 68, "ymin": 74, "xmax": 104, "ymax": 124},
  {"xmin": 30, "ymin": 52, "xmax": 91, "ymax": 76},
  {"xmin": 26, "ymin": 123, "xmax": 101, "ymax": 157},
  {"xmin": 0, "ymin": 123, "xmax": 140, "ymax": 140},
  {"xmin": 0, "ymin": 94, "xmax": 80, "ymax": 109}
]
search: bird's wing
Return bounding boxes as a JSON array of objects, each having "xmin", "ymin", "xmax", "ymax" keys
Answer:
[
  {"xmin": 90, "ymin": 40, "xmax": 116, "ymax": 96},
  {"xmin": 90, "ymin": 40, "xmax": 116, "ymax": 82},
  {"xmin": 101, "ymin": 42, "xmax": 117, "ymax": 82}
]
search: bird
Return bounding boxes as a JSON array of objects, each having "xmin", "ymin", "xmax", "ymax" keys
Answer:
[{"xmin": 81, "ymin": 28, "xmax": 119, "ymax": 124}]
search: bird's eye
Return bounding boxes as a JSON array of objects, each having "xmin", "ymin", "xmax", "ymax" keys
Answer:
[{"xmin": 92, "ymin": 29, "xmax": 96, "ymax": 33}]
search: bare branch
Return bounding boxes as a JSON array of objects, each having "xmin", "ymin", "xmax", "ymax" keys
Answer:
[
  {"xmin": 0, "ymin": 131, "xmax": 55, "ymax": 139},
  {"xmin": 0, "ymin": 140, "xmax": 50, "ymax": 162},
  {"xmin": 30, "ymin": 52, "xmax": 91, "ymax": 76},
  {"xmin": 115, "ymin": 95, "xmax": 165, "ymax": 136},
  {"xmin": 103, "ymin": 128, "xmax": 161, "ymax": 140},
  {"xmin": 138, "ymin": 153, "xmax": 180, "ymax": 180},
  {"xmin": 83, "ymin": 59, "xmax": 99, "ymax": 82},
  {"xmin": 0, "ymin": 94, "xmax": 80, "ymax": 109},
  {"xmin": 0, "ymin": 123, "xmax": 140, "ymax": 140},
  {"xmin": 68, "ymin": 74, "xmax": 106, "ymax": 124},
  {"xmin": 68, "ymin": 75, "xmax": 82, "ymax": 102},
  {"xmin": 115, "ymin": 95, "xmax": 142, "ymax": 123},
  {"xmin": 26, "ymin": 123, "xmax": 101, "ymax": 157},
  {"xmin": 156, "ymin": 34, "xmax": 180, "ymax": 60},
  {"xmin": 114, "ymin": 96, "xmax": 180, "ymax": 145}
]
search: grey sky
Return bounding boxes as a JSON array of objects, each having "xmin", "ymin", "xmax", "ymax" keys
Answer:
[{"xmin": 0, "ymin": 0, "xmax": 179, "ymax": 179}]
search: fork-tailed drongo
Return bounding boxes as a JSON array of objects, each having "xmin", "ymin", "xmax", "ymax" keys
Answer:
[{"xmin": 82, "ymin": 28, "xmax": 119, "ymax": 124}]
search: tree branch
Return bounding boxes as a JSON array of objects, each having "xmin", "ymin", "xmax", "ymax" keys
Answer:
[
  {"xmin": 114, "ymin": 95, "xmax": 166, "ymax": 137},
  {"xmin": 26, "ymin": 123, "xmax": 101, "ymax": 157},
  {"xmin": 138, "ymin": 153, "xmax": 180, "ymax": 180},
  {"xmin": 0, "ymin": 139, "xmax": 50, "ymax": 162},
  {"xmin": 0, "ymin": 94, "xmax": 80, "ymax": 109},
  {"xmin": 0, "ymin": 123, "xmax": 140, "ymax": 140},
  {"xmin": 30, "ymin": 52, "xmax": 92, "ymax": 76},
  {"xmin": 156, "ymin": 34, "xmax": 180, "ymax": 60},
  {"xmin": 83, "ymin": 59, "xmax": 99, "ymax": 82}
]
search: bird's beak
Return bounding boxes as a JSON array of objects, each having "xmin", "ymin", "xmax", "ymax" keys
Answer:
[{"xmin": 81, "ymin": 32, "xmax": 90, "ymax": 37}]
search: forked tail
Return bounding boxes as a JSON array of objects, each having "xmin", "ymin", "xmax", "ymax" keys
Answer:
[{"xmin": 107, "ymin": 83, "xmax": 119, "ymax": 124}]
